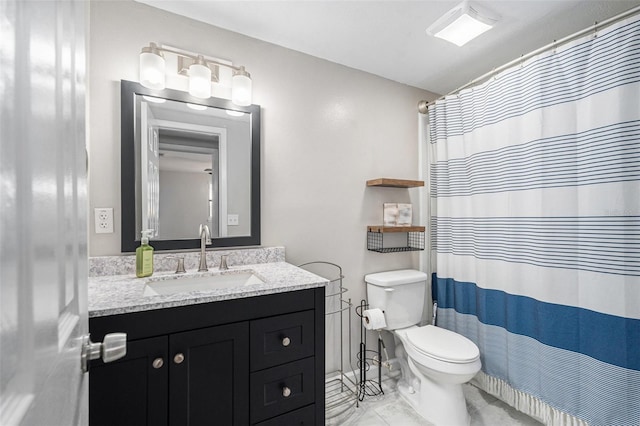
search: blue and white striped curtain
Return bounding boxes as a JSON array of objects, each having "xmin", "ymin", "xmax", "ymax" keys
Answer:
[{"xmin": 428, "ymin": 13, "xmax": 640, "ymax": 426}]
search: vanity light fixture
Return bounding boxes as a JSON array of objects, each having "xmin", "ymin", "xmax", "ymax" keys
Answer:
[
  {"xmin": 426, "ymin": 1, "xmax": 499, "ymax": 47},
  {"xmin": 138, "ymin": 42, "xmax": 253, "ymax": 106}
]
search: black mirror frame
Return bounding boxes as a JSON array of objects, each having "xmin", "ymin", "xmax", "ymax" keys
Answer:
[{"xmin": 120, "ymin": 80, "xmax": 261, "ymax": 252}]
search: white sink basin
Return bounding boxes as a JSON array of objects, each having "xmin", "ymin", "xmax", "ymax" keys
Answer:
[{"xmin": 143, "ymin": 271, "xmax": 265, "ymax": 296}]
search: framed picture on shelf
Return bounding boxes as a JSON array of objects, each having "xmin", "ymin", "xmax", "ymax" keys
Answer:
[
  {"xmin": 383, "ymin": 203, "xmax": 412, "ymax": 226},
  {"xmin": 383, "ymin": 203, "xmax": 399, "ymax": 226},
  {"xmin": 397, "ymin": 203, "xmax": 412, "ymax": 226}
]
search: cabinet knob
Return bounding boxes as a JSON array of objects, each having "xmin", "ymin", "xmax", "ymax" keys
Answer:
[
  {"xmin": 152, "ymin": 358, "xmax": 164, "ymax": 369},
  {"xmin": 282, "ymin": 386, "xmax": 292, "ymax": 398},
  {"xmin": 173, "ymin": 353, "xmax": 185, "ymax": 364},
  {"xmin": 281, "ymin": 336, "xmax": 291, "ymax": 347}
]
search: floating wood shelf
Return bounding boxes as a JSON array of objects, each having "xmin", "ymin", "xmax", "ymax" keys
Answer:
[
  {"xmin": 367, "ymin": 226, "xmax": 425, "ymax": 233},
  {"xmin": 366, "ymin": 178, "xmax": 424, "ymax": 188}
]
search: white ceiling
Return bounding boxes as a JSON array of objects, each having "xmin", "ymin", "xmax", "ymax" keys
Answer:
[{"xmin": 137, "ymin": 0, "xmax": 640, "ymax": 95}]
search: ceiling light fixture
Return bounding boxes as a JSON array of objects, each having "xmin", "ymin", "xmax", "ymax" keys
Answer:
[
  {"xmin": 426, "ymin": 1, "xmax": 499, "ymax": 47},
  {"xmin": 138, "ymin": 43, "xmax": 253, "ymax": 106}
]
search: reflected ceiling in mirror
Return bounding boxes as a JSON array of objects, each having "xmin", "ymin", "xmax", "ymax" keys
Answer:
[{"xmin": 121, "ymin": 80, "xmax": 260, "ymax": 252}]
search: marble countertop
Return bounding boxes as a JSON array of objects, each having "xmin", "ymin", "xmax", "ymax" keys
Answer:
[{"xmin": 89, "ymin": 261, "xmax": 329, "ymax": 318}]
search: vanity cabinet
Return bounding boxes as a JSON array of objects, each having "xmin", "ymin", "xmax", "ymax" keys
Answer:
[{"xmin": 89, "ymin": 288, "xmax": 325, "ymax": 425}]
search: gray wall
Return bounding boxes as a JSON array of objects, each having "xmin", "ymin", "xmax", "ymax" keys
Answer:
[
  {"xmin": 88, "ymin": 0, "xmax": 437, "ymax": 366},
  {"xmin": 158, "ymin": 170, "xmax": 210, "ymax": 240}
]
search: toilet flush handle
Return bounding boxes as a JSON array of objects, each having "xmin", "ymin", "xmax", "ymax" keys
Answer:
[{"xmin": 384, "ymin": 288, "xmax": 395, "ymax": 292}]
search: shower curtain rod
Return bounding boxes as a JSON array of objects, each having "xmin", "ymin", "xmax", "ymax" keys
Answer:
[{"xmin": 418, "ymin": 4, "xmax": 640, "ymax": 113}]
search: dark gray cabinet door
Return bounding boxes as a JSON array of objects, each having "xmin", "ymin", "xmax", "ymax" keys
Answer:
[
  {"xmin": 169, "ymin": 322, "xmax": 250, "ymax": 425},
  {"xmin": 89, "ymin": 335, "xmax": 168, "ymax": 426}
]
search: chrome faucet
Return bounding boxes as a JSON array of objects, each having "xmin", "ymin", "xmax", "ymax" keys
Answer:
[{"xmin": 198, "ymin": 224, "xmax": 211, "ymax": 272}]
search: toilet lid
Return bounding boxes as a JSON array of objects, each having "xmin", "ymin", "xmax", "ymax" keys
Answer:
[{"xmin": 405, "ymin": 325, "xmax": 480, "ymax": 363}]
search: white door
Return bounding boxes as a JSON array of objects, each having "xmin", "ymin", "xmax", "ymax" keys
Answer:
[{"xmin": 1, "ymin": 1, "xmax": 89, "ymax": 424}]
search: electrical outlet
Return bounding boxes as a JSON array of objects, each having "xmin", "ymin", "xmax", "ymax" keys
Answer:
[
  {"xmin": 227, "ymin": 214, "xmax": 239, "ymax": 226},
  {"xmin": 95, "ymin": 208, "xmax": 114, "ymax": 234}
]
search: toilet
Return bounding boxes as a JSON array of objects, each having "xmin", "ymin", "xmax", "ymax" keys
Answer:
[{"xmin": 365, "ymin": 269, "xmax": 481, "ymax": 426}]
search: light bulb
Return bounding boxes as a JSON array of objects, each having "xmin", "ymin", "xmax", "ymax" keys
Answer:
[
  {"xmin": 232, "ymin": 66, "xmax": 252, "ymax": 106},
  {"xmin": 139, "ymin": 43, "xmax": 165, "ymax": 90},
  {"xmin": 189, "ymin": 56, "xmax": 212, "ymax": 99}
]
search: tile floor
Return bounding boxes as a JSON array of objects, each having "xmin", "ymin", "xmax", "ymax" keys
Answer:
[{"xmin": 327, "ymin": 375, "xmax": 544, "ymax": 426}]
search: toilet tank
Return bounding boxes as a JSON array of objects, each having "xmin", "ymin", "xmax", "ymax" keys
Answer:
[{"xmin": 365, "ymin": 269, "xmax": 428, "ymax": 330}]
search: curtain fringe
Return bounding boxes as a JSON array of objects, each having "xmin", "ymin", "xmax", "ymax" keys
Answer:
[{"xmin": 471, "ymin": 371, "xmax": 589, "ymax": 426}]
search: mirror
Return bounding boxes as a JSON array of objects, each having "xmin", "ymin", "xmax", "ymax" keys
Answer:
[{"xmin": 121, "ymin": 80, "xmax": 260, "ymax": 252}]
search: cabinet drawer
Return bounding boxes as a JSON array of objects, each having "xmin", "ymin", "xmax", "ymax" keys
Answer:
[
  {"xmin": 250, "ymin": 357, "xmax": 315, "ymax": 423},
  {"xmin": 253, "ymin": 404, "xmax": 315, "ymax": 426},
  {"xmin": 250, "ymin": 310, "xmax": 314, "ymax": 371}
]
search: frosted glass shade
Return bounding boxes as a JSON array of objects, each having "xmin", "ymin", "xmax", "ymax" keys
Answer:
[
  {"xmin": 189, "ymin": 62, "xmax": 212, "ymax": 99},
  {"xmin": 139, "ymin": 51, "xmax": 165, "ymax": 90},
  {"xmin": 232, "ymin": 70, "xmax": 252, "ymax": 106}
]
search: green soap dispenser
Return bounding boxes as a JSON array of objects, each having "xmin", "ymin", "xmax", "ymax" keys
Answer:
[{"xmin": 136, "ymin": 229, "xmax": 154, "ymax": 278}]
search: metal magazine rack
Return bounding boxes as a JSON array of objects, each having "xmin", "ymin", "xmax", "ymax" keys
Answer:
[
  {"xmin": 298, "ymin": 262, "xmax": 358, "ymax": 421},
  {"xmin": 355, "ymin": 300, "xmax": 384, "ymax": 400}
]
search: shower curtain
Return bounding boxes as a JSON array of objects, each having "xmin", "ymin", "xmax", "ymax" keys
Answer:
[{"xmin": 428, "ymin": 13, "xmax": 640, "ymax": 426}]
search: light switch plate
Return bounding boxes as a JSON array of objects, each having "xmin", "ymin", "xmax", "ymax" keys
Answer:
[
  {"xmin": 95, "ymin": 208, "xmax": 114, "ymax": 234},
  {"xmin": 227, "ymin": 214, "xmax": 239, "ymax": 226}
]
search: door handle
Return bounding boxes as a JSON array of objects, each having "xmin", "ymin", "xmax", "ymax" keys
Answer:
[{"xmin": 81, "ymin": 333, "xmax": 127, "ymax": 373}]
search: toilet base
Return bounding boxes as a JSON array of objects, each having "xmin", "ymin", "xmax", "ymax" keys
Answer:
[{"xmin": 396, "ymin": 357, "xmax": 471, "ymax": 426}]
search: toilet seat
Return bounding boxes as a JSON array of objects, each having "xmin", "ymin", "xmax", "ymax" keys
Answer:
[{"xmin": 405, "ymin": 325, "xmax": 480, "ymax": 364}]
